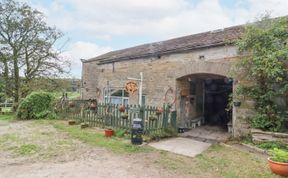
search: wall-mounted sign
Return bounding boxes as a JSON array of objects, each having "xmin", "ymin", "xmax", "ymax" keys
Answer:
[{"xmin": 125, "ymin": 81, "xmax": 138, "ymax": 94}]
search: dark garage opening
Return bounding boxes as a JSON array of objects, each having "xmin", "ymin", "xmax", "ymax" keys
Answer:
[{"xmin": 204, "ymin": 78, "xmax": 233, "ymax": 128}]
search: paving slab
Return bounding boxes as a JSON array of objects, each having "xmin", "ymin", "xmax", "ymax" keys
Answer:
[{"xmin": 149, "ymin": 137, "xmax": 211, "ymax": 157}]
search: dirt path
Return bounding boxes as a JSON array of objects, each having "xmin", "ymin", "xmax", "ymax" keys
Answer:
[{"xmin": 0, "ymin": 121, "xmax": 183, "ymax": 178}]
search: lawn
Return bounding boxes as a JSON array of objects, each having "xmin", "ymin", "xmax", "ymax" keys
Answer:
[
  {"xmin": 0, "ymin": 114, "xmax": 15, "ymax": 121},
  {"xmin": 0, "ymin": 117, "xmax": 281, "ymax": 178}
]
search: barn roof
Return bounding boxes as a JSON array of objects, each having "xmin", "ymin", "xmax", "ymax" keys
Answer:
[{"xmin": 83, "ymin": 25, "xmax": 244, "ymax": 64}]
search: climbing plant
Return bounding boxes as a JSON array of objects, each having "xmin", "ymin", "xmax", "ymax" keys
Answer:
[{"xmin": 235, "ymin": 15, "xmax": 288, "ymax": 132}]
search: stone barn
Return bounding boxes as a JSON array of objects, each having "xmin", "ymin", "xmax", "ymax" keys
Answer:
[{"xmin": 81, "ymin": 25, "xmax": 252, "ymax": 137}]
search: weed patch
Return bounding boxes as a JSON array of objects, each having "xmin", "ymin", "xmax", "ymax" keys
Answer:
[{"xmin": 15, "ymin": 144, "xmax": 40, "ymax": 155}]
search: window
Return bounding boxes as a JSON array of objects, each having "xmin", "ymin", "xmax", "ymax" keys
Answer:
[{"xmin": 104, "ymin": 88, "xmax": 129, "ymax": 105}]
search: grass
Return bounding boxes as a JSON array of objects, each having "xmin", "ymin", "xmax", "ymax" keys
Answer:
[
  {"xmin": 0, "ymin": 114, "xmax": 15, "ymax": 121},
  {"xmin": 15, "ymin": 144, "xmax": 40, "ymax": 155},
  {"xmin": 51, "ymin": 121, "xmax": 152, "ymax": 154},
  {"xmin": 194, "ymin": 144, "xmax": 279, "ymax": 178},
  {"xmin": 0, "ymin": 119, "xmax": 282, "ymax": 177}
]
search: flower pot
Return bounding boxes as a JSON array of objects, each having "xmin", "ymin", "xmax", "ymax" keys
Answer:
[
  {"xmin": 80, "ymin": 123, "xmax": 89, "ymax": 129},
  {"xmin": 118, "ymin": 105, "xmax": 125, "ymax": 112},
  {"xmin": 68, "ymin": 120, "xmax": 76, "ymax": 125},
  {"xmin": 149, "ymin": 116, "xmax": 157, "ymax": 121},
  {"xmin": 105, "ymin": 129, "xmax": 114, "ymax": 137},
  {"xmin": 233, "ymin": 101, "xmax": 241, "ymax": 107},
  {"xmin": 68, "ymin": 101, "xmax": 75, "ymax": 108},
  {"xmin": 268, "ymin": 158, "xmax": 288, "ymax": 176},
  {"xmin": 156, "ymin": 107, "xmax": 163, "ymax": 115},
  {"xmin": 121, "ymin": 115, "xmax": 128, "ymax": 120},
  {"xmin": 90, "ymin": 103, "xmax": 97, "ymax": 110}
]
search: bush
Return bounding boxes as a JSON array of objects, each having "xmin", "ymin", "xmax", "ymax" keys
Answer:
[{"xmin": 16, "ymin": 91, "xmax": 57, "ymax": 120}]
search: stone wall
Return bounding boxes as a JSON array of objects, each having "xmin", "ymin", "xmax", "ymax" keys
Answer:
[{"xmin": 81, "ymin": 45, "xmax": 252, "ymax": 137}]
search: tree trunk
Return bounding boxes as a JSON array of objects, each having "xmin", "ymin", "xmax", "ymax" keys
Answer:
[{"xmin": 13, "ymin": 52, "xmax": 20, "ymax": 103}]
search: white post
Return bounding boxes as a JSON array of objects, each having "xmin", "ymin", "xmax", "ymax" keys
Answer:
[{"xmin": 139, "ymin": 72, "xmax": 143, "ymax": 106}]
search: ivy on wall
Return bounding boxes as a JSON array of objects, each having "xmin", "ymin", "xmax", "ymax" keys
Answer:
[{"xmin": 235, "ymin": 15, "xmax": 288, "ymax": 132}]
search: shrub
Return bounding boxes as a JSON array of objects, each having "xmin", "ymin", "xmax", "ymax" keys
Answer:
[
  {"xmin": 269, "ymin": 148, "xmax": 288, "ymax": 163},
  {"xmin": 16, "ymin": 91, "xmax": 57, "ymax": 120},
  {"xmin": 234, "ymin": 16, "xmax": 288, "ymax": 131},
  {"xmin": 257, "ymin": 141, "xmax": 287, "ymax": 150}
]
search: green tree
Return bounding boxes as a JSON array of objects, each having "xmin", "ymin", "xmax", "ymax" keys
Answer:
[
  {"xmin": 235, "ymin": 15, "xmax": 288, "ymax": 131},
  {"xmin": 0, "ymin": 0, "xmax": 70, "ymax": 103}
]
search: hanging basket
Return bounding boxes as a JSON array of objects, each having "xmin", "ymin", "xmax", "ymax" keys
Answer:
[
  {"xmin": 90, "ymin": 103, "xmax": 97, "ymax": 110},
  {"xmin": 121, "ymin": 113, "xmax": 129, "ymax": 120},
  {"xmin": 68, "ymin": 101, "xmax": 75, "ymax": 108},
  {"xmin": 149, "ymin": 115, "xmax": 157, "ymax": 121},
  {"xmin": 118, "ymin": 105, "xmax": 125, "ymax": 112},
  {"xmin": 155, "ymin": 107, "xmax": 163, "ymax": 115}
]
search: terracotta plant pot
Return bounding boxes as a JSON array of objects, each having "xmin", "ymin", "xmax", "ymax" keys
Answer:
[
  {"xmin": 105, "ymin": 129, "xmax": 114, "ymax": 137},
  {"xmin": 68, "ymin": 101, "xmax": 75, "ymax": 108},
  {"xmin": 68, "ymin": 120, "xmax": 76, "ymax": 125},
  {"xmin": 118, "ymin": 105, "xmax": 125, "ymax": 112},
  {"xmin": 268, "ymin": 158, "xmax": 288, "ymax": 176},
  {"xmin": 90, "ymin": 103, "xmax": 97, "ymax": 110},
  {"xmin": 155, "ymin": 107, "xmax": 163, "ymax": 115}
]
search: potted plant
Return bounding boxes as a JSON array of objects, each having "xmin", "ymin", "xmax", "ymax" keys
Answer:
[
  {"xmin": 68, "ymin": 101, "xmax": 75, "ymax": 108},
  {"xmin": 90, "ymin": 102, "xmax": 97, "ymax": 110},
  {"xmin": 155, "ymin": 107, "xmax": 163, "ymax": 115},
  {"xmin": 68, "ymin": 120, "xmax": 76, "ymax": 125},
  {"xmin": 104, "ymin": 127, "xmax": 114, "ymax": 137},
  {"xmin": 149, "ymin": 114, "xmax": 157, "ymax": 121},
  {"xmin": 118, "ymin": 105, "xmax": 125, "ymax": 112},
  {"xmin": 233, "ymin": 99, "xmax": 241, "ymax": 107},
  {"xmin": 268, "ymin": 148, "xmax": 288, "ymax": 176},
  {"xmin": 80, "ymin": 122, "xmax": 89, "ymax": 128},
  {"xmin": 121, "ymin": 112, "xmax": 129, "ymax": 119}
]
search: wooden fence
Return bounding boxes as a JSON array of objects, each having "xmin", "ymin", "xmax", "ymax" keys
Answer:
[
  {"xmin": 58, "ymin": 100, "xmax": 177, "ymax": 134},
  {"xmin": 0, "ymin": 102, "xmax": 13, "ymax": 113}
]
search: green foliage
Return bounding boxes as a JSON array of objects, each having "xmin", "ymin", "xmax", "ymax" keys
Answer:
[
  {"xmin": 115, "ymin": 128, "xmax": 129, "ymax": 138},
  {"xmin": 257, "ymin": 141, "xmax": 287, "ymax": 150},
  {"xmin": 269, "ymin": 148, "xmax": 288, "ymax": 163},
  {"xmin": 15, "ymin": 144, "xmax": 40, "ymax": 155},
  {"xmin": 16, "ymin": 92, "xmax": 56, "ymax": 120},
  {"xmin": 235, "ymin": 15, "xmax": 288, "ymax": 131},
  {"xmin": 0, "ymin": 114, "xmax": 15, "ymax": 121},
  {"xmin": 149, "ymin": 127, "xmax": 177, "ymax": 141}
]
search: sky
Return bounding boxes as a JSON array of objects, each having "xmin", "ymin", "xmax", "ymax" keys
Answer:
[{"xmin": 22, "ymin": 0, "xmax": 288, "ymax": 78}]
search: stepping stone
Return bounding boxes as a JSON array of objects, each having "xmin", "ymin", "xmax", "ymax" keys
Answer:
[{"xmin": 149, "ymin": 137, "xmax": 211, "ymax": 157}]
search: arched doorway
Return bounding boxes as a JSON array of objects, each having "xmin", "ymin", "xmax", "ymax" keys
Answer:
[{"xmin": 176, "ymin": 73, "xmax": 233, "ymax": 131}]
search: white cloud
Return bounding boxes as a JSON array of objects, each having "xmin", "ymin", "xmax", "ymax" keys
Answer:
[
  {"xmin": 26, "ymin": 0, "xmax": 288, "ymax": 77},
  {"xmin": 61, "ymin": 41, "xmax": 112, "ymax": 77},
  {"xmin": 33, "ymin": 0, "xmax": 288, "ymax": 40}
]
